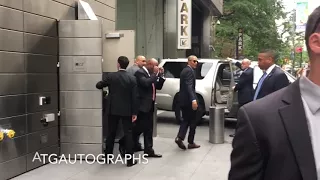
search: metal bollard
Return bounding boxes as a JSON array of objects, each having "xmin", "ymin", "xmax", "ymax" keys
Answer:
[
  {"xmin": 209, "ymin": 106, "xmax": 225, "ymax": 144},
  {"xmin": 153, "ymin": 103, "xmax": 157, "ymax": 137}
]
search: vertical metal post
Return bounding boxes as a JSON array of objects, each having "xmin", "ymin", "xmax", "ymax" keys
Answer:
[
  {"xmin": 209, "ymin": 106, "xmax": 225, "ymax": 144},
  {"xmin": 153, "ymin": 103, "xmax": 157, "ymax": 137}
]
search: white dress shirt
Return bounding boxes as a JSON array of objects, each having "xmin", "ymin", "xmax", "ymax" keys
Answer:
[
  {"xmin": 265, "ymin": 64, "xmax": 276, "ymax": 75},
  {"xmin": 300, "ymin": 75, "xmax": 320, "ymax": 179}
]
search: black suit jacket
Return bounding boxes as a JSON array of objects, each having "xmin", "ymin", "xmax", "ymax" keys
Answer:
[
  {"xmin": 229, "ymin": 79, "xmax": 317, "ymax": 180},
  {"xmin": 134, "ymin": 68, "xmax": 165, "ymax": 113},
  {"xmin": 255, "ymin": 66, "xmax": 289, "ymax": 99},
  {"xmin": 179, "ymin": 66, "xmax": 197, "ymax": 107},
  {"xmin": 96, "ymin": 70, "xmax": 138, "ymax": 117},
  {"xmin": 234, "ymin": 67, "xmax": 254, "ymax": 105}
]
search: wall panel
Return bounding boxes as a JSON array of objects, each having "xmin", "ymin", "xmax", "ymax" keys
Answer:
[{"xmin": 0, "ymin": 0, "xmax": 117, "ymax": 179}]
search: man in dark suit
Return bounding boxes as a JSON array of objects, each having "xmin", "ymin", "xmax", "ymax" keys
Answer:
[
  {"xmin": 175, "ymin": 55, "xmax": 201, "ymax": 150},
  {"xmin": 253, "ymin": 49, "xmax": 290, "ymax": 100},
  {"xmin": 118, "ymin": 55, "xmax": 147, "ymax": 155},
  {"xmin": 133, "ymin": 58, "xmax": 165, "ymax": 158},
  {"xmin": 229, "ymin": 6, "xmax": 320, "ymax": 179},
  {"xmin": 230, "ymin": 59, "xmax": 254, "ymax": 137},
  {"xmin": 234, "ymin": 59, "xmax": 254, "ymax": 107},
  {"xmin": 96, "ymin": 56, "xmax": 138, "ymax": 167}
]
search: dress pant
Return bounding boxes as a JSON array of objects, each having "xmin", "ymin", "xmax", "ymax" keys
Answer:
[
  {"xmin": 119, "ymin": 123, "xmax": 142, "ymax": 150},
  {"xmin": 133, "ymin": 102, "xmax": 154, "ymax": 154},
  {"xmin": 105, "ymin": 115, "xmax": 134, "ymax": 159},
  {"xmin": 177, "ymin": 105, "xmax": 197, "ymax": 144}
]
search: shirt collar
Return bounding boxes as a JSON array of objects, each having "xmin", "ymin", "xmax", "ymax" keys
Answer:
[
  {"xmin": 300, "ymin": 75, "xmax": 320, "ymax": 114},
  {"xmin": 119, "ymin": 68, "xmax": 126, "ymax": 71},
  {"xmin": 142, "ymin": 66, "xmax": 150, "ymax": 76},
  {"xmin": 265, "ymin": 64, "xmax": 276, "ymax": 75}
]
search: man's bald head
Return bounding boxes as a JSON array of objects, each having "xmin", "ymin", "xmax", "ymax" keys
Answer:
[
  {"xmin": 145, "ymin": 58, "xmax": 159, "ymax": 73},
  {"xmin": 135, "ymin": 55, "xmax": 146, "ymax": 68},
  {"xmin": 187, "ymin": 55, "xmax": 198, "ymax": 69},
  {"xmin": 241, "ymin": 59, "xmax": 251, "ymax": 70},
  {"xmin": 147, "ymin": 58, "xmax": 158, "ymax": 64}
]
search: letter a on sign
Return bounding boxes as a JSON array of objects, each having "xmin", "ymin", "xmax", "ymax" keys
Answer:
[{"xmin": 177, "ymin": 0, "xmax": 191, "ymax": 49}]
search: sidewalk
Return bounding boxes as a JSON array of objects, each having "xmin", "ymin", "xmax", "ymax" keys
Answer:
[{"xmin": 12, "ymin": 136, "xmax": 232, "ymax": 180}]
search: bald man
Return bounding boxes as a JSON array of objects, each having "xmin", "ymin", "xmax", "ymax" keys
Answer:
[
  {"xmin": 229, "ymin": 59, "xmax": 254, "ymax": 137},
  {"xmin": 234, "ymin": 59, "xmax": 254, "ymax": 107},
  {"xmin": 127, "ymin": 55, "xmax": 146, "ymax": 75},
  {"xmin": 175, "ymin": 55, "xmax": 201, "ymax": 150},
  {"xmin": 133, "ymin": 58, "xmax": 165, "ymax": 158}
]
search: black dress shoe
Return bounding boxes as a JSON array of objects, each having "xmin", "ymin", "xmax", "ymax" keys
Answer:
[
  {"xmin": 145, "ymin": 153, "xmax": 162, "ymax": 158},
  {"xmin": 175, "ymin": 137, "xmax": 186, "ymax": 150},
  {"xmin": 188, "ymin": 143, "xmax": 200, "ymax": 149},
  {"xmin": 229, "ymin": 134, "xmax": 235, "ymax": 137},
  {"xmin": 127, "ymin": 160, "xmax": 137, "ymax": 167}
]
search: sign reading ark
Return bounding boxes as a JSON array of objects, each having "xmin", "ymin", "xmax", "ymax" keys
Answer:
[{"xmin": 177, "ymin": 0, "xmax": 191, "ymax": 49}]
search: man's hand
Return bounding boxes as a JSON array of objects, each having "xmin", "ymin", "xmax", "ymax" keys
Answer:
[
  {"xmin": 153, "ymin": 66, "xmax": 159, "ymax": 74},
  {"xmin": 159, "ymin": 67, "xmax": 164, "ymax": 74},
  {"xmin": 232, "ymin": 86, "xmax": 235, "ymax": 90},
  {"xmin": 192, "ymin": 101, "xmax": 198, "ymax": 110},
  {"xmin": 132, "ymin": 115, "xmax": 137, "ymax": 122}
]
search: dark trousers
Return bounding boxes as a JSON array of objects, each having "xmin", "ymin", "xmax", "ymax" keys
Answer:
[
  {"xmin": 119, "ymin": 123, "xmax": 142, "ymax": 149},
  {"xmin": 133, "ymin": 110, "xmax": 154, "ymax": 154},
  {"xmin": 106, "ymin": 115, "xmax": 133, "ymax": 157},
  {"xmin": 177, "ymin": 105, "xmax": 197, "ymax": 144}
]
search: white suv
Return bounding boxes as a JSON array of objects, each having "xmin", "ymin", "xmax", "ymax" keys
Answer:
[
  {"xmin": 156, "ymin": 58, "xmax": 296, "ymax": 124},
  {"xmin": 156, "ymin": 58, "xmax": 236, "ymax": 124}
]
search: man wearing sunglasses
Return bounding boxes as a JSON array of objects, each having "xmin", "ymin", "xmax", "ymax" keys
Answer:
[
  {"xmin": 228, "ymin": 6, "xmax": 320, "ymax": 180},
  {"xmin": 175, "ymin": 55, "xmax": 201, "ymax": 150}
]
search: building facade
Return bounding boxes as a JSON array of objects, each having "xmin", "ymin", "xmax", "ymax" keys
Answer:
[
  {"xmin": 0, "ymin": 1, "xmax": 115, "ymax": 179},
  {"xmin": 117, "ymin": 0, "xmax": 223, "ymax": 59}
]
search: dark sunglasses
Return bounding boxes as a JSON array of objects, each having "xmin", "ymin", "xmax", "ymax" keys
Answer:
[{"xmin": 193, "ymin": 60, "xmax": 198, "ymax": 63}]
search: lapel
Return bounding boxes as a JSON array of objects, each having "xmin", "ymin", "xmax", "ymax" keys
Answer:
[
  {"xmin": 265, "ymin": 66, "xmax": 277, "ymax": 81},
  {"xmin": 142, "ymin": 66, "xmax": 150, "ymax": 77},
  {"xmin": 278, "ymin": 80, "xmax": 317, "ymax": 180},
  {"xmin": 258, "ymin": 66, "xmax": 277, "ymax": 91}
]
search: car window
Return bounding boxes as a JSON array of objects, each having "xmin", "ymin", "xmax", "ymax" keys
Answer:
[
  {"xmin": 232, "ymin": 63, "xmax": 242, "ymax": 83},
  {"xmin": 163, "ymin": 62, "xmax": 213, "ymax": 79}
]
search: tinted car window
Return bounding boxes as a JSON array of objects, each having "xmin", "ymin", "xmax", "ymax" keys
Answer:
[{"xmin": 163, "ymin": 62, "xmax": 213, "ymax": 79}]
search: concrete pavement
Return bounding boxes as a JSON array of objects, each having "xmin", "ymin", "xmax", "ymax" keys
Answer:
[{"xmin": 12, "ymin": 111, "xmax": 235, "ymax": 180}]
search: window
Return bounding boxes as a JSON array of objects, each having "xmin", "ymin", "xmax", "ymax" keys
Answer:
[
  {"xmin": 163, "ymin": 62, "xmax": 213, "ymax": 79},
  {"xmin": 232, "ymin": 62, "xmax": 242, "ymax": 83},
  {"xmin": 216, "ymin": 63, "xmax": 232, "ymax": 86}
]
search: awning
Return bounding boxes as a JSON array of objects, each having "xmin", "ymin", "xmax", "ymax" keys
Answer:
[{"xmin": 196, "ymin": 0, "xmax": 223, "ymax": 16}]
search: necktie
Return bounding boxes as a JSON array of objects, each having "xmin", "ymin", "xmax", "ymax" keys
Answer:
[
  {"xmin": 152, "ymin": 83, "xmax": 155, "ymax": 101},
  {"xmin": 253, "ymin": 72, "xmax": 267, "ymax": 100}
]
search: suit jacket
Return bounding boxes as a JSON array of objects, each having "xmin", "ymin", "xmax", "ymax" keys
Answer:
[
  {"xmin": 255, "ymin": 66, "xmax": 290, "ymax": 100},
  {"xmin": 229, "ymin": 79, "xmax": 317, "ymax": 180},
  {"xmin": 179, "ymin": 66, "xmax": 197, "ymax": 107},
  {"xmin": 126, "ymin": 64, "xmax": 140, "ymax": 75},
  {"xmin": 134, "ymin": 68, "xmax": 165, "ymax": 113},
  {"xmin": 234, "ymin": 67, "xmax": 254, "ymax": 105},
  {"xmin": 96, "ymin": 70, "xmax": 138, "ymax": 117}
]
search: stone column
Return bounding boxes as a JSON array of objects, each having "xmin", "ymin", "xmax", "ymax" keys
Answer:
[{"xmin": 58, "ymin": 20, "xmax": 103, "ymax": 158}]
